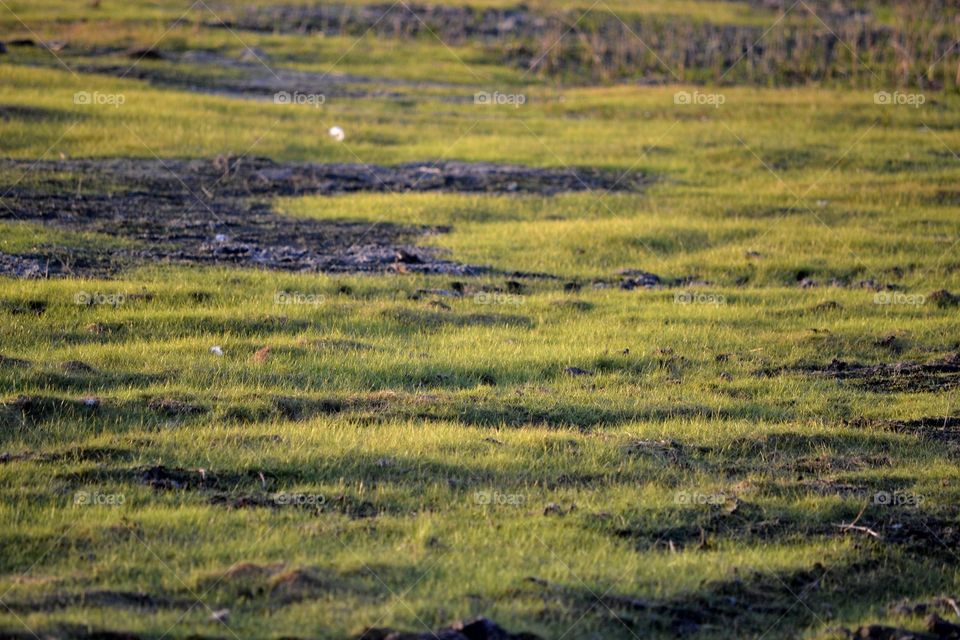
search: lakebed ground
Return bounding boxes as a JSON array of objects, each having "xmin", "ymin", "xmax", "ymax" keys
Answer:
[{"xmin": 1, "ymin": 1, "xmax": 960, "ymax": 639}]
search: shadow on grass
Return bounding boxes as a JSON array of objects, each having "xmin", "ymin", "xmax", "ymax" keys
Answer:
[{"xmin": 515, "ymin": 553, "xmax": 946, "ymax": 638}]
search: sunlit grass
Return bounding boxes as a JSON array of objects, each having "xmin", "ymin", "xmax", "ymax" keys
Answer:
[{"xmin": 1, "ymin": 1, "xmax": 960, "ymax": 638}]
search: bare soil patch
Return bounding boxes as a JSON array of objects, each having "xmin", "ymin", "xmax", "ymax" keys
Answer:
[
  {"xmin": 759, "ymin": 353, "xmax": 960, "ymax": 392},
  {"xmin": 849, "ymin": 416, "xmax": 960, "ymax": 445},
  {"xmin": 0, "ymin": 157, "xmax": 647, "ymax": 278},
  {"xmin": 357, "ymin": 617, "xmax": 542, "ymax": 640}
]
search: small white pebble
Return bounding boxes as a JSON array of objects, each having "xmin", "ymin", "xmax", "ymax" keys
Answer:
[
  {"xmin": 329, "ymin": 126, "xmax": 345, "ymax": 142},
  {"xmin": 210, "ymin": 608, "xmax": 230, "ymax": 623},
  {"xmin": 210, "ymin": 346, "xmax": 224, "ymax": 356}
]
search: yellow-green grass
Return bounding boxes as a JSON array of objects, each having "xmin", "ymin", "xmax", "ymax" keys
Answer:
[
  {"xmin": 15, "ymin": 65, "xmax": 945, "ymax": 286},
  {"xmin": 2, "ymin": 268, "xmax": 959, "ymax": 638},
  {"xmin": 2, "ymin": 2, "xmax": 960, "ymax": 638}
]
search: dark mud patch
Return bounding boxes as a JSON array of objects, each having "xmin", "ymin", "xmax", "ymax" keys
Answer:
[
  {"xmin": 135, "ymin": 464, "xmax": 215, "ymax": 490},
  {"xmin": 579, "ymin": 269, "xmax": 679, "ymax": 291},
  {"xmin": 759, "ymin": 353, "xmax": 960, "ymax": 392},
  {"xmin": 357, "ymin": 617, "xmax": 542, "ymax": 640},
  {"xmin": 0, "ymin": 157, "xmax": 647, "ymax": 277},
  {"xmin": 849, "ymin": 416, "xmax": 960, "ymax": 445},
  {"xmin": 0, "ymin": 156, "xmax": 645, "ymax": 197},
  {"xmin": 929, "ymin": 289, "xmax": 960, "ymax": 308},
  {"xmin": 0, "ymin": 249, "xmax": 120, "ymax": 279},
  {"xmin": 111, "ymin": 464, "xmax": 297, "ymax": 492},
  {"xmin": 65, "ymin": 463, "xmax": 284, "ymax": 492},
  {"xmin": 869, "ymin": 513, "xmax": 960, "ymax": 557}
]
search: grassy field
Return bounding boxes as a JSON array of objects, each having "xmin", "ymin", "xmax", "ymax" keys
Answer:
[{"xmin": 2, "ymin": 1, "xmax": 960, "ymax": 639}]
